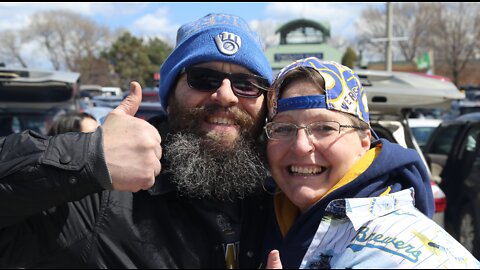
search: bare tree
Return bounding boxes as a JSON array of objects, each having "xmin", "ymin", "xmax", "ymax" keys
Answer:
[
  {"xmin": 393, "ymin": 3, "xmax": 438, "ymax": 62},
  {"xmin": 355, "ymin": 3, "xmax": 439, "ymax": 62},
  {"xmin": 25, "ymin": 10, "xmax": 111, "ymax": 72},
  {"xmin": 328, "ymin": 36, "xmax": 351, "ymax": 55},
  {"xmin": 354, "ymin": 2, "xmax": 480, "ymax": 86},
  {"xmin": 354, "ymin": 7, "xmax": 386, "ymax": 60},
  {"xmin": 0, "ymin": 30, "xmax": 29, "ymax": 67},
  {"xmin": 429, "ymin": 3, "xmax": 480, "ymax": 85}
]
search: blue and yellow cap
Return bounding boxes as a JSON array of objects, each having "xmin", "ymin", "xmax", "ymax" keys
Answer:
[{"xmin": 267, "ymin": 57, "xmax": 370, "ymax": 125}]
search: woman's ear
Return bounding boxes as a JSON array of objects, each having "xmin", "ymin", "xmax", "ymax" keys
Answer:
[{"xmin": 361, "ymin": 130, "xmax": 373, "ymax": 151}]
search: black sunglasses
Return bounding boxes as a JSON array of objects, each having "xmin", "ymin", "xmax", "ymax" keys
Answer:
[{"xmin": 185, "ymin": 67, "xmax": 269, "ymax": 98}]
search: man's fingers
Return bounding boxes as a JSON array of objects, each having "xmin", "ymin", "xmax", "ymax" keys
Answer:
[
  {"xmin": 154, "ymin": 144, "xmax": 162, "ymax": 161},
  {"xmin": 153, "ymin": 156, "xmax": 161, "ymax": 177},
  {"xmin": 112, "ymin": 81, "xmax": 143, "ymax": 116},
  {"xmin": 141, "ymin": 176, "xmax": 156, "ymax": 191}
]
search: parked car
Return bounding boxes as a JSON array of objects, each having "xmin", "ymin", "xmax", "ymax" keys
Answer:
[
  {"xmin": 101, "ymin": 86, "xmax": 123, "ymax": 96},
  {"xmin": 90, "ymin": 91, "xmax": 165, "ymax": 122},
  {"xmin": 460, "ymin": 84, "xmax": 480, "ymax": 101},
  {"xmin": 423, "ymin": 112, "xmax": 480, "ymax": 257},
  {"xmin": 80, "ymin": 85, "xmax": 122, "ymax": 98},
  {"xmin": 456, "ymin": 99, "xmax": 480, "ymax": 115},
  {"xmin": 0, "ymin": 67, "xmax": 80, "ymax": 135},
  {"xmin": 80, "ymin": 84, "xmax": 103, "ymax": 98},
  {"xmin": 408, "ymin": 118, "xmax": 442, "ymax": 150},
  {"xmin": 91, "ymin": 95, "xmax": 123, "ymax": 108},
  {"xmin": 83, "ymin": 106, "xmax": 114, "ymax": 125},
  {"xmin": 355, "ymin": 69, "xmax": 464, "ymax": 228}
]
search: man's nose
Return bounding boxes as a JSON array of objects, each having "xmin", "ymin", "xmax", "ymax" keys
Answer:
[{"xmin": 210, "ymin": 78, "xmax": 239, "ymax": 106}]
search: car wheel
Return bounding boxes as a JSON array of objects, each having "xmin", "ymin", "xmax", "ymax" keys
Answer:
[{"xmin": 458, "ymin": 204, "xmax": 479, "ymax": 256}]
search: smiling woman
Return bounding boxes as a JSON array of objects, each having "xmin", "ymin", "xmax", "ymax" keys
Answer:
[{"xmin": 261, "ymin": 57, "xmax": 480, "ymax": 269}]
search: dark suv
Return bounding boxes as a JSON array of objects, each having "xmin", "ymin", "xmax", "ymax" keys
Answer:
[
  {"xmin": 0, "ymin": 67, "xmax": 81, "ymax": 135},
  {"xmin": 423, "ymin": 112, "xmax": 480, "ymax": 257}
]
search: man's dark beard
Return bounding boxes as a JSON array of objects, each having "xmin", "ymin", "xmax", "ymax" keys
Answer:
[
  {"xmin": 164, "ymin": 132, "xmax": 267, "ymax": 201},
  {"xmin": 164, "ymin": 99, "xmax": 267, "ymax": 201}
]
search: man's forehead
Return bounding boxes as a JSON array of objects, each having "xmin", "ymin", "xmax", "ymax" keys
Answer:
[{"xmin": 190, "ymin": 61, "xmax": 254, "ymax": 74}]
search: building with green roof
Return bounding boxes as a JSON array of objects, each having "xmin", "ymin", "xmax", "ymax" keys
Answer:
[{"xmin": 265, "ymin": 18, "xmax": 343, "ymax": 73}]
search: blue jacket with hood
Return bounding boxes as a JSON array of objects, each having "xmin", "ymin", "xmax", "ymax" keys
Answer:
[{"xmin": 261, "ymin": 139, "xmax": 436, "ymax": 268}]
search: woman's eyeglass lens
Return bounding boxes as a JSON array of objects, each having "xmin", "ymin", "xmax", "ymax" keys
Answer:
[{"xmin": 264, "ymin": 121, "xmax": 362, "ymax": 141}]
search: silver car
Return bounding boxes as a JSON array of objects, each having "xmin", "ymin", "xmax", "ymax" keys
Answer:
[{"xmin": 0, "ymin": 67, "xmax": 80, "ymax": 135}]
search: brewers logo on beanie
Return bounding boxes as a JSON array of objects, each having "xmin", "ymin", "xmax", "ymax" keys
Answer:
[{"xmin": 159, "ymin": 13, "xmax": 273, "ymax": 110}]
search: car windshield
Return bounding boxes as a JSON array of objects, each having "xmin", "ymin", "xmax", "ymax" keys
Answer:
[
  {"xmin": 411, "ymin": 126, "xmax": 438, "ymax": 147},
  {"xmin": 429, "ymin": 124, "xmax": 462, "ymax": 155}
]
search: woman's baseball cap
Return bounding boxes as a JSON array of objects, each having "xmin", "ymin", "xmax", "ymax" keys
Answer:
[{"xmin": 267, "ymin": 57, "xmax": 370, "ymax": 125}]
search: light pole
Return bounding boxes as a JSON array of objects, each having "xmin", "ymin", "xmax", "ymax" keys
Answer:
[
  {"xmin": 370, "ymin": 2, "xmax": 408, "ymax": 72},
  {"xmin": 386, "ymin": 2, "xmax": 393, "ymax": 72}
]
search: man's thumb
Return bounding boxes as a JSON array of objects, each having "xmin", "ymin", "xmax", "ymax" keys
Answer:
[{"xmin": 112, "ymin": 81, "xmax": 142, "ymax": 116}]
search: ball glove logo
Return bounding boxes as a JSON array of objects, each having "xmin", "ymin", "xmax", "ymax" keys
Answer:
[{"xmin": 215, "ymin": 32, "xmax": 242, "ymax": 55}]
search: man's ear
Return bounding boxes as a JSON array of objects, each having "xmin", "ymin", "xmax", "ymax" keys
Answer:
[{"xmin": 166, "ymin": 86, "xmax": 178, "ymax": 115}]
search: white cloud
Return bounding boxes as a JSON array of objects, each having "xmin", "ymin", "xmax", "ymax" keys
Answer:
[
  {"xmin": 0, "ymin": 3, "xmax": 95, "ymax": 31},
  {"xmin": 86, "ymin": 2, "xmax": 150, "ymax": 18},
  {"xmin": 0, "ymin": 3, "xmax": 149, "ymax": 31},
  {"xmin": 130, "ymin": 6, "xmax": 179, "ymax": 45}
]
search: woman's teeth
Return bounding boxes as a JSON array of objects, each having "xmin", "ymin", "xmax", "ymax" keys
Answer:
[{"xmin": 289, "ymin": 166, "xmax": 324, "ymax": 175}]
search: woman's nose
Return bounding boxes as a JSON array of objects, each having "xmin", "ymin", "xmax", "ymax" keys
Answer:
[{"xmin": 291, "ymin": 128, "xmax": 315, "ymax": 154}]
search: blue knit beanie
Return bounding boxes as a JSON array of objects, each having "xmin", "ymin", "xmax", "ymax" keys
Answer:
[{"xmin": 159, "ymin": 13, "xmax": 273, "ymax": 110}]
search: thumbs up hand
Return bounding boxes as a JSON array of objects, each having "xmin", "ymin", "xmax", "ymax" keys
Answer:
[{"xmin": 102, "ymin": 81, "xmax": 162, "ymax": 192}]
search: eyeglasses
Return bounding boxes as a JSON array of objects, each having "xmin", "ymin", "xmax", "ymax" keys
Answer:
[
  {"xmin": 185, "ymin": 67, "xmax": 269, "ymax": 98},
  {"xmin": 264, "ymin": 121, "xmax": 363, "ymax": 142}
]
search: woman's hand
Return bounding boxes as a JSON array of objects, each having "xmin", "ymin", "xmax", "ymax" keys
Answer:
[{"xmin": 266, "ymin": 250, "xmax": 283, "ymax": 269}]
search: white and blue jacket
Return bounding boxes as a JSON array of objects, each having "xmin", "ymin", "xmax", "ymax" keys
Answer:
[{"xmin": 300, "ymin": 188, "xmax": 480, "ymax": 268}]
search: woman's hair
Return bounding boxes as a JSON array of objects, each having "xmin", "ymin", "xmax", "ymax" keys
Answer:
[
  {"xmin": 272, "ymin": 66, "xmax": 326, "ymax": 98},
  {"xmin": 48, "ymin": 112, "xmax": 97, "ymax": 135}
]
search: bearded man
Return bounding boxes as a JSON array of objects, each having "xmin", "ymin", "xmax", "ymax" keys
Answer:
[{"xmin": 0, "ymin": 13, "xmax": 272, "ymax": 269}]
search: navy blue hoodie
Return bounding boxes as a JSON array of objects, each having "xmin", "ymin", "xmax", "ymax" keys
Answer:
[{"xmin": 261, "ymin": 139, "xmax": 435, "ymax": 268}]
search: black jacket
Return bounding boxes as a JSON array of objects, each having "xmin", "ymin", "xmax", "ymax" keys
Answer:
[{"xmin": 0, "ymin": 127, "xmax": 270, "ymax": 269}]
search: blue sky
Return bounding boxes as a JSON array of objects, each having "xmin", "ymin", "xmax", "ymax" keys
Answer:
[
  {"xmin": 94, "ymin": 3, "xmax": 273, "ymax": 29},
  {"xmin": 0, "ymin": 2, "xmax": 385, "ymax": 68},
  {"xmin": 1, "ymin": 2, "xmax": 384, "ymax": 41}
]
